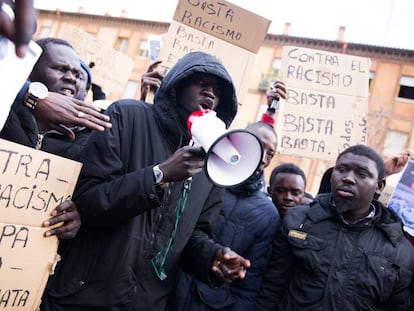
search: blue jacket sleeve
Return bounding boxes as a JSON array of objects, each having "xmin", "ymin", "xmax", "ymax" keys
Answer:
[
  {"xmin": 255, "ymin": 220, "xmax": 293, "ymax": 311},
  {"xmin": 230, "ymin": 209, "xmax": 280, "ymax": 310}
]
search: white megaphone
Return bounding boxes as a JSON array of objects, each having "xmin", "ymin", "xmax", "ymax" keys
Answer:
[{"xmin": 187, "ymin": 110, "xmax": 263, "ymax": 187}]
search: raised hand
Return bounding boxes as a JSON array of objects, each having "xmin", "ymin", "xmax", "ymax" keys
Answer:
[
  {"xmin": 140, "ymin": 60, "xmax": 165, "ymax": 101},
  {"xmin": 33, "ymin": 92, "xmax": 112, "ymax": 139},
  {"xmin": 384, "ymin": 149, "xmax": 414, "ymax": 177},
  {"xmin": 266, "ymin": 80, "xmax": 287, "ymax": 110}
]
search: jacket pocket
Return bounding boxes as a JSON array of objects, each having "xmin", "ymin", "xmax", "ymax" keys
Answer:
[
  {"xmin": 288, "ymin": 232, "xmax": 328, "ymax": 275},
  {"xmin": 48, "ymin": 267, "xmax": 137, "ymax": 309},
  {"xmin": 196, "ymin": 282, "xmax": 234, "ymax": 309},
  {"xmin": 357, "ymin": 253, "xmax": 411, "ymax": 303}
]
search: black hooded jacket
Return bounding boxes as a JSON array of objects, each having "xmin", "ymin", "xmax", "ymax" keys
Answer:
[{"xmin": 41, "ymin": 52, "xmax": 238, "ymax": 311}]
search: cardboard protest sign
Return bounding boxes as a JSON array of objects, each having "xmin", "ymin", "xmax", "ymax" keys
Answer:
[
  {"xmin": 172, "ymin": 0, "xmax": 270, "ymax": 53},
  {"xmin": 277, "ymin": 46, "xmax": 370, "ymax": 161},
  {"xmin": 386, "ymin": 159, "xmax": 414, "ymax": 236},
  {"xmin": 158, "ymin": 0, "xmax": 270, "ymax": 105},
  {"xmin": 59, "ymin": 25, "xmax": 134, "ymax": 96},
  {"xmin": 0, "ymin": 139, "xmax": 82, "ymax": 310}
]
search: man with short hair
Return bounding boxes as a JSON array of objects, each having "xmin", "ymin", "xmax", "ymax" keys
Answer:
[
  {"xmin": 256, "ymin": 144, "xmax": 414, "ymax": 310},
  {"xmin": 267, "ymin": 163, "xmax": 306, "ymax": 219}
]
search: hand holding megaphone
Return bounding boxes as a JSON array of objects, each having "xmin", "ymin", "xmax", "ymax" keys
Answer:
[
  {"xmin": 187, "ymin": 110, "xmax": 264, "ymax": 187},
  {"xmin": 157, "ymin": 145, "xmax": 205, "ymax": 183}
]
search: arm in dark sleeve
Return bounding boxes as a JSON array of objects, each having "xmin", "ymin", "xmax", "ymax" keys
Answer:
[
  {"xmin": 255, "ymin": 221, "xmax": 293, "ymax": 311},
  {"xmin": 181, "ymin": 185, "xmax": 223, "ymax": 285},
  {"xmin": 386, "ymin": 257, "xmax": 414, "ymax": 311},
  {"xmin": 231, "ymin": 211, "xmax": 280, "ymax": 309},
  {"xmin": 73, "ymin": 102, "xmax": 163, "ymax": 227}
]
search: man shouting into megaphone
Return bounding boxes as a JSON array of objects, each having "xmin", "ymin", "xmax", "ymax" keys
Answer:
[{"xmin": 41, "ymin": 52, "xmax": 250, "ymax": 311}]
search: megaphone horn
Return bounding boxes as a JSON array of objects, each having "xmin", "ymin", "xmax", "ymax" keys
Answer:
[{"xmin": 187, "ymin": 110, "xmax": 264, "ymax": 187}]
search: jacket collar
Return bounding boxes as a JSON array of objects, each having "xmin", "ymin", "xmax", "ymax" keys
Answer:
[
  {"xmin": 308, "ymin": 193, "xmax": 405, "ymax": 247},
  {"xmin": 227, "ymin": 171, "xmax": 264, "ymax": 196}
]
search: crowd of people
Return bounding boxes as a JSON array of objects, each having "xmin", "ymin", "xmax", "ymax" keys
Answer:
[{"xmin": 2, "ymin": 1, "xmax": 414, "ymax": 310}]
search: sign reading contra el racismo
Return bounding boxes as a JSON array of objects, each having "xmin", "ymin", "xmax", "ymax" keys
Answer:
[{"xmin": 276, "ymin": 46, "xmax": 370, "ymax": 162}]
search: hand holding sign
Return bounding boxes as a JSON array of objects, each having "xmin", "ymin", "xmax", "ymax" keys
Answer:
[{"xmin": 42, "ymin": 199, "xmax": 81, "ymax": 240}]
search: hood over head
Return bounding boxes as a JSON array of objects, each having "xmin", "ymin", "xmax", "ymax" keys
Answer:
[{"xmin": 153, "ymin": 51, "xmax": 238, "ymax": 150}]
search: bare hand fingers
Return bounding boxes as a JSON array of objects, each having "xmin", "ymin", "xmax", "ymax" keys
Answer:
[
  {"xmin": 142, "ymin": 76, "xmax": 162, "ymax": 89},
  {"xmin": 44, "ymin": 219, "xmax": 80, "ymax": 239},
  {"xmin": 44, "ymin": 210, "xmax": 78, "ymax": 227},
  {"xmin": 147, "ymin": 60, "xmax": 162, "ymax": 72},
  {"xmin": 75, "ymin": 106, "xmax": 112, "ymax": 131},
  {"xmin": 56, "ymin": 124, "xmax": 76, "ymax": 140},
  {"xmin": 212, "ymin": 263, "xmax": 233, "ymax": 283}
]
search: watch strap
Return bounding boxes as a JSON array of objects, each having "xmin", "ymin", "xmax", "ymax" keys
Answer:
[{"xmin": 25, "ymin": 93, "xmax": 38, "ymax": 110}]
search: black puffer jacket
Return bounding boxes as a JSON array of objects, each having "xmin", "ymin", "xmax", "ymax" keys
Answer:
[
  {"xmin": 256, "ymin": 193, "xmax": 414, "ymax": 311},
  {"xmin": 41, "ymin": 52, "xmax": 238, "ymax": 311}
]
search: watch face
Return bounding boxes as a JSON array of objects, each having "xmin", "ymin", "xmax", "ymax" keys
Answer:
[
  {"xmin": 153, "ymin": 166, "xmax": 164, "ymax": 184},
  {"xmin": 29, "ymin": 82, "xmax": 48, "ymax": 99},
  {"xmin": 155, "ymin": 170, "xmax": 163, "ymax": 183}
]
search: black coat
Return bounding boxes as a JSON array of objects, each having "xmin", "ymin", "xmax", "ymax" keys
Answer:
[
  {"xmin": 256, "ymin": 193, "xmax": 414, "ymax": 311},
  {"xmin": 42, "ymin": 52, "xmax": 238, "ymax": 311}
]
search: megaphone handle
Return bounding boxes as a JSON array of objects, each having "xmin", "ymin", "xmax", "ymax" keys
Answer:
[{"xmin": 270, "ymin": 98, "xmax": 279, "ymax": 112}]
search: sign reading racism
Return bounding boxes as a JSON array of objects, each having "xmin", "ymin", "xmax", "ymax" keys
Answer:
[
  {"xmin": 0, "ymin": 139, "xmax": 82, "ymax": 310},
  {"xmin": 158, "ymin": 0, "xmax": 271, "ymax": 105},
  {"xmin": 277, "ymin": 46, "xmax": 370, "ymax": 161}
]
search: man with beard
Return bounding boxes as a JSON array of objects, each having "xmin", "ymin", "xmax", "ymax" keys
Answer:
[{"xmin": 256, "ymin": 144, "xmax": 414, "ymax": 311}]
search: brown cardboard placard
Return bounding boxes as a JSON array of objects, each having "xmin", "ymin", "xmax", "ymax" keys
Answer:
[
  {"xmin": 276, "ymin": 46, "xmax": 370, "ymax": 161},
  {"xmin": 173, "ymin": 0, "xmax": 270, "ymax": 53},
  {"xmin": 0, "ymin": 139, "xmax": 82, "ymax": 310},
  {"xmin": 158, "ymin": 0, "xmax": 270, "ymax": 106}
]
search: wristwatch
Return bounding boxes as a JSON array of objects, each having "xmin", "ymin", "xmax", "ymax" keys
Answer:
[
  {"xmin": 153, "ymin": 165, "xmax": 164, "ymax": 185},
  {"xmin": 25, "ymin": 82, "xmax": 48, "ymax": 110}
]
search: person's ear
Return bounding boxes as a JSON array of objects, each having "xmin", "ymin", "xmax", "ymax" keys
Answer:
[{"xmin": 375, "ymin": 178, "xmax": 386, "ymax": 196}]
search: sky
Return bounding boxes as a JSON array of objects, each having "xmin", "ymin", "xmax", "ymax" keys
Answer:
[{"xmin": 33, "ymin": 0, "xmax": 414, "ymax": 50}]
